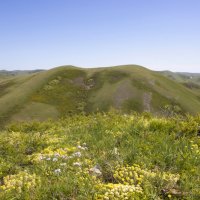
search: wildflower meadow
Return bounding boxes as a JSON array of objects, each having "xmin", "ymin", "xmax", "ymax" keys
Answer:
[{"xmin": 0, "ymin": 112, "xmax": 200, "ymax": 199}]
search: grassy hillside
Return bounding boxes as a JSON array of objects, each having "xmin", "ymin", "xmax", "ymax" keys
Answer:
[
  {"xmin": 0, "ymin": 112, "xmax": 200, "ymax": 199},
  {"xmin": 161, "ymin": 71, "xmax": 200, "ymax": 85},
  {"xmin": 161, "ymin": 71, "xmax": 200, "ymax": 97},
  {"xmin": 0, "ymin": 65, "xmax": 200, "ymax": 126}
]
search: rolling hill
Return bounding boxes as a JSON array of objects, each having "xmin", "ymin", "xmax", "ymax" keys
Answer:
[
  {"xmin": 0, "ymin": 65, "xmax": 200, "ymax": 126},
  {"xmin": 161, "ymin": 71, "xmax": 200, "ymax": 97}
]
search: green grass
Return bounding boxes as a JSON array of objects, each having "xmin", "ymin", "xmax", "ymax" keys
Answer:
[
  {"xmin": 0, "ymin": 112, "xmax": 200, "ymax": 199},
  {"xmin": 11, "ymin": 102, "xmax": 59, "ymax": 122}
]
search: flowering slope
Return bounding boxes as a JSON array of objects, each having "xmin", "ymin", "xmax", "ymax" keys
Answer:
[{"xmin": 0, "ymin": 112, "xmax": 200, "ymax": 199}]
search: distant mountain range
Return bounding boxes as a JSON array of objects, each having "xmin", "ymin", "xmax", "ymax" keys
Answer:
[
  {"xmin": 0, "ymin": 65, "xmax": 200, "ymax": 126},
  {"xmin": 0, "ymin": 69, "xmax": 44, "ymax": 77}
]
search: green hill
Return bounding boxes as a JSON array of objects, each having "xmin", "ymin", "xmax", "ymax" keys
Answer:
[
  {"xmin": 0, "ymin": 65, "xmax": 200, "ymax": 126},
  {"xmin": 161, "ymin": 71, "xmax": 200, "ymax": 97}
]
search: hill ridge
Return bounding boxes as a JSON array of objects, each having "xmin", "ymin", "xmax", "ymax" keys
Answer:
[{"xmin": 0, "ymin": 65, "xmax": 200, "ymax": 126}]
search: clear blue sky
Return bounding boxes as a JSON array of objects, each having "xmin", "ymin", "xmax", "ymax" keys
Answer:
[{"xmin": 0, "ymin": 0, "xmax": 200, "ymax": 72}]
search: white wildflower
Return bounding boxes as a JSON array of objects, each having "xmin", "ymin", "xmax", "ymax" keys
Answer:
[
  {"xmin": 60, "ymin": 163, "xmax": 67, "ymax": 166},
  {"xmin": 77, "ymin": 145, "xmax": 87, "ymax": 150},
  {"xmin": 52, "ymin": 157, "xmax": 58, "ymax": 162},
  {"xmin": 39, "ymin": 155, "xmax": 44, "ymax": 160},
  {"xmin": 73, "ymin": 162, "xmax": 82, "ymax": 167},
  {"xmin": 61, "ymin": 155, "xmax": 68, "ymax": 159},
  {"xmin": 89, "ymin": 165, "xmax": 102, "ymax": 176},
  {"xmin": 54, "ymin": 169, "xmax": 61, "ymax": 174},
  {"xmin": 73, "ymin": 152, "xmax": 81, "ymax": 157}
]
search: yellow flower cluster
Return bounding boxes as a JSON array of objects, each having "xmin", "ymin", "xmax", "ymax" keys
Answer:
[
  {"xmin": 160, "ymin": 172, "xmax": 180, "ymax": 188},
  {"xmin": 95, "ymin": 183, "xmax": 143, "ymax": 200},
  {"xmin": 0, "ymin": 171, "xmax": 40, "ymax": 194},
  {"xmin": 114, "ymin": 164, "xmax": 147, "ymax": 186},
  {"xmin": 76, "ymin": 168, "xmax": 101, "ymax": 189},
  {"xmin": 46, "ymin": 135, "xmax": 65, "ymax": 145},
  {"xmin": 114, "ymin": 164, "xmax": 180, "ymax": 190},
  {"xmin": 190, "ymin": 140, "xmax": 200, "ymax": 155},
  {"xmin": 30, "ymin": 146, "xmax": 75, "ymax": 163},
  {"xmin": 43, "ymin": 146, "xmax": 76, "ymax": 155}
]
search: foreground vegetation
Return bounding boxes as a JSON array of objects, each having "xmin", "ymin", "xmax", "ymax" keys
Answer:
[{"xmin": 0, "ymin": 112, "xmax": 200, "ymax": 199}]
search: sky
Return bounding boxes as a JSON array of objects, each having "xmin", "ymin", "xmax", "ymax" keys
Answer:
[{"xmin": 0, "ymin": 0, "xmax": 200, "ymax": 72}]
